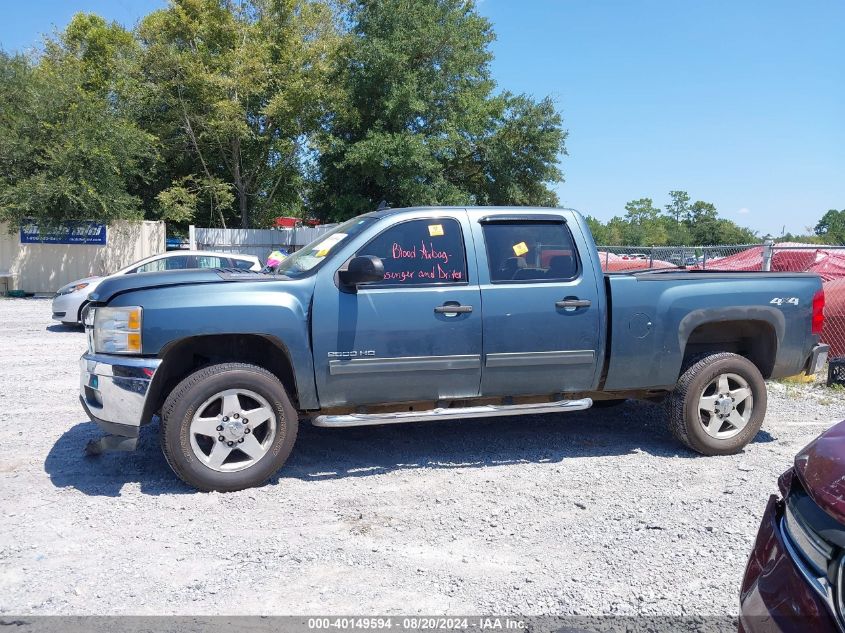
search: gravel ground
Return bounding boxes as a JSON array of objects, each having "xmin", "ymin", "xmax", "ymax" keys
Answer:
[{"xmin": 1, "ymin": 297, "xmax": 844, "ymax": 618}]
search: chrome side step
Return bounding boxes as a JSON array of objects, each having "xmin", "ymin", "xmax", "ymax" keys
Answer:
[{"xmin": 311, "ymin": 398, "xmax": 593, "ymax": 428}]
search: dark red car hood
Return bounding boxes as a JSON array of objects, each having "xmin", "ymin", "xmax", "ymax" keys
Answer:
[{"xmin": 794, "ymin": 419, "xmax": 845, "ymax": 525}]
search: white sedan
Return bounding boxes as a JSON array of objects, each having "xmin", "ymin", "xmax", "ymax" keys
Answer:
[{"xmin": 51, "ymin": 250, "xmax": 261, "ymax": 325}]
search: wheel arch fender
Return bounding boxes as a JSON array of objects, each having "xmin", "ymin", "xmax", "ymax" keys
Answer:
[
  {"xmin": 142, "ymin": 332, "xmax": 313, "ymax": 425},
  {"xmin": 675, "ymin": 307, "xmax": 785, "ymax": 379}
]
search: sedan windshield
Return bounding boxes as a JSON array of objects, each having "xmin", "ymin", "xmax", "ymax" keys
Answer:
[{"xmin": 275, "ymin": 216, "xmax": 376, "ymax": 278}]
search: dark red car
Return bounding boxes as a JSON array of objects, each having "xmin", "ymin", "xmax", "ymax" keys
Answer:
[{"xmin": 740, "ymin": 419, "xmax": 845, "ymax": 632}]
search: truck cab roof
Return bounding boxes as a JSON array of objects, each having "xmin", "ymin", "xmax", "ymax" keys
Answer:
[{"xmin": 363, "ymin": 205, "xmax": 581, "ymax": 220}]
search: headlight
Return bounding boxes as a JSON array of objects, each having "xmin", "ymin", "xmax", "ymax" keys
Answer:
[
  {"xmin": 56, "ymin": 282, "xmax": 89, "ymax": 296},
  {"xmin": 93, "ymin": 306, "xmax": 143, "ymax": 354},
  {"xmin": 782, "ymin": 486, "xmax": 837, "ymax": 579},
  {"xmin": 82, "ymin": 305, "xmax": 95, "ymax": 327}
]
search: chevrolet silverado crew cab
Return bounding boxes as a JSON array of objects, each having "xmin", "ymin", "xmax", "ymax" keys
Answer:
[{"xmin": 78, "ymin": 207, "xmax": 829, "ymax": 491}]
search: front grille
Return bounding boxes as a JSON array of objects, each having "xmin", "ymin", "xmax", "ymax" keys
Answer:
[
  {"xmin": 782, "ymin": 479, "xmax": 845, "ymax": 629},
  {"xmin": 785, "ymin": 488, "xmax": 839, "ymax": 575}
]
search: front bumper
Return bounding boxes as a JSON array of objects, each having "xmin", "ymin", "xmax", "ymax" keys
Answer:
[
  {"xmin": 739, "ymin": 495, "xmax": 841, "ymax": 632},
  {"xmin": 806, "ymin": 343, "xmax": 831, "ymax": 376},
  {"xmin": 52, "ymin": 292, "xmax": 83, "ymax": 323},
  {"xmin": 79, "ymin": 353, "xmax": 161, "ymax": 438}
]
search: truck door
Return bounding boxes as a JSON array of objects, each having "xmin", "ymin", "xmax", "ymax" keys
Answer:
[
  {"xmin": 311, "ymin": 212, "xmax": 483, "ymax": 407},
  {"xmin": 470, "ymin": 213, "xmax": 602, "ymax": 396}
]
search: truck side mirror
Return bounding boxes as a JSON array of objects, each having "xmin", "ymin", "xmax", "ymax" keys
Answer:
[{"xmin": 339, "ymin": 255, "xmax": 385, "ymax": 287}]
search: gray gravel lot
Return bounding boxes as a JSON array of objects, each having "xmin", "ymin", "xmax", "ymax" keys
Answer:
[{"xmin": 1, "ymin": 297, "xmax": 844, "ymax": 617}]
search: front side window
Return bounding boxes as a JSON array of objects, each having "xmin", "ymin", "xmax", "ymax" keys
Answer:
[
  {"xmin": 132, "ymin": 256, "xmax": 190, "ymax": 274},
  {"xmin": 356, "ymin": 218, "xmax": 468, "ymax": 286},
  {"xmin": 482, "ymin": 221, "xmax": 580, "ymax": 283}
]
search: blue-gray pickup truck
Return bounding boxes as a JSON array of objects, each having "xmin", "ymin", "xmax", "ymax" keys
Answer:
[{"xmin": 79, "ymin": 207, "xmax": 829, "ymax": 491}]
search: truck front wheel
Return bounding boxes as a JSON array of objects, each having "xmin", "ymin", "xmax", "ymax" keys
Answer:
[
  {"xmin": 160, "ymin": 363, "xmax": 298, "ymax": 492},
  {"xmin": 667, "ymin": 352, "xmax": 767, "ymax": 456}
]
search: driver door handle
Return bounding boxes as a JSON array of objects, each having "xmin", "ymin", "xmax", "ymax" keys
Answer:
[
  {"xmin": 555, "ymin": 299, "xmax": 591, "ymax": 309},
  {"xmin": 434, "ymin": 304, "xmax": 473, "ymax": 314}
]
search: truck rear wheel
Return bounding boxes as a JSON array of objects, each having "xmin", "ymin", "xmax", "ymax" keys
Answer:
[
  {"xmin": 160, "ymin": 363, "xmax": 298, "ymax": 492},
  {"xmin": 667, "ymin": 352, "xmax": 766, "ymax": 456}
]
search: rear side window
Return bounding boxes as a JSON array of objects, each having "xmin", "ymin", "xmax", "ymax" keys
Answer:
[
  {"xmin": 231, "ymin": 258, "xmax": 255, "ymax": 270},
  {"xmin": 356, "ymin": 218, "xmax": 468, "ymax": 286},
  {"xmin": 196, "ymin": 255, "xmax": 226, "ymax": 269},
  {"xmin": 482, "ymin": 222, "xmax": 580, "ymax": 283}
]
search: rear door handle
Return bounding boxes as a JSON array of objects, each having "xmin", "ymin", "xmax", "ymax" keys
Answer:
[
  {"xmin": 555, "ymin": 299, "xmax": 591, "ymax": 309},
  {"xmin": 434, "ymin": 304, "xmax": 473, "ymax": 315}
]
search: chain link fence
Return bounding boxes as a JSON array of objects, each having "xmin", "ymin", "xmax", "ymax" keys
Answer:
[
  {"xmin": 597, "ymin": 242, "xmax": 845, "ymax": 361},
  {"xmin": 597, "ymin": 244, "xmax": 761, "ymax": 271},
  {"xmin": 770, "ymin": 245, "xmax": 845, "ymax": 362}
]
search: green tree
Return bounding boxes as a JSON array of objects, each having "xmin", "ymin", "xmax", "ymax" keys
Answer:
[
  {"xmin": 624, "ymin": 198, "xmax": 661, "ymax": 224},
  {"xmin": 155, "ymin": 175, "xmax": 235, "ymax": 224},
  {"xmin": 814, "ymin": 209, "xmax": 845, "ymax": 243},
  {"xmin": 584, "ymin": 215, "xmax": 609, "ymax": 245},
  {"xmin": 468, "ymin": 93, "xmax": 566, "ymax": 207},
  {"xmin": 685, "ymin": 200, "xmax": 719, "ymax": 244},
  {"xmin": 622, "ymin": 198, "xmax": 667, "ymax": 245},
  {"xmin": 138, "ymin": 0, "xmax": 338, "ymax": 228},
  {"xmin": 313, "ymin": 0, "xmax": 566, "ymax": 220},
  {"xmin": 680, "ymin": 200, "xmax": 757, "ymax": 245},
  {"xmin": 712, "ymin": 219, "xmax": 758, "ymax": 245},
  {"xmin": 50, "ymin": 13, "xmax": 139, "ymax": 95},
  {"xmin": 662, "ymin": 215, "xmax": 691, "ymax": 245},
  {"xmin": 665, "ymin": 190, "xmax": 690, "ymax": 224},
  {"xmin": 686, "ymin": 200, "xmax": 718, "ymax": 224},
  {"xmin": 584, "ymin": 192, "xmax": 759, "ymax": 247},
  {"xmin": 605, "ymin": 217, "xmax": 626, "ymax": 245},
  {"xmin": 0, "ymin": 48, "xmax": 156, "ymax": 229}
]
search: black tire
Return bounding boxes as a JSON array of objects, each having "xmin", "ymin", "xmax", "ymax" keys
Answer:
[
  {"xmin": 161, "ymin": 363, "xmax": 298, "ymax": 492},
  {"xmin": 667, "ymin": 352, "xmax": 767, "ymax": 456},
  {"xmin": 76, "ymin": 300, "xmax": 89, "ymax": 325}
]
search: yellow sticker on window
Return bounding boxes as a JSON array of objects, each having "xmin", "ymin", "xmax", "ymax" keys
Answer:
[
  {"xmin": 428, "ymin": 224, "xmax": 444, "ymax": 237},
  {"xmin": 312, "ymin": 233, "xmax": 347, "ymax": 258},
  {"xmin": 513, "ymin": 241, "xmax": 529, "ymax": 256}
]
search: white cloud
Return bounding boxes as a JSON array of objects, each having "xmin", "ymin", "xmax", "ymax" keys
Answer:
[{"xmin": 737, "ymin": 207, "xmax": 750, "ymax": 215}]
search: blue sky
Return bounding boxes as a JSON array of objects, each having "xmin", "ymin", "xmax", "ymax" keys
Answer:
[{"xmin": 2, "ymin": 0, "xmax": 843, "ymax": 236}]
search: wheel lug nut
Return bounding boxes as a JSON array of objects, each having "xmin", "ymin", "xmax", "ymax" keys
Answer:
[
  {"xmin": 233, "ymin": 413, "xmax": 239, "ymax": 419},
  {"xmin": 244, "ymin": 428, "xmax": 251, "ymax": 434},
  {"xmin": 216, "ymin": 425, "xmax": 223, "ymax": 431},
  {"xmin": 222, "ymin": 416, "xmax": 229, "ymax": 422},
  {"xmin": 238, "ymin": 438, "xmax": 244, "ymax": 443},
  {"xmin": 242, "ymin": 418, "xmax": 248, "ymax": 424},
  {"xmin": 227, "ymin": 441, "xmax": 234, "ymax": 446},
  {"xmin": 218, "ymin": 436, "xmax": 225, "ymax": 441}
]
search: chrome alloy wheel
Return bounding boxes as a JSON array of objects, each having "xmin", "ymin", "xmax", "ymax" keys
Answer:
[
  {"xmin": 188, "ymin": 388, "xmax": 277, "ymax": 472},
  {"xmin": 697, "ymin": 372, "xmax": 753, "ymax": 439}
]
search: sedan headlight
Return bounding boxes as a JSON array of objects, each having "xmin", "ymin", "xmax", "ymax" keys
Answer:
[
  {"xmin": 56, "ymin": 282, "xmax": 89, "ymax": 296},
  {"xmin": 92, "ymin": 306, "xmax": 143, "ymax": 354}
]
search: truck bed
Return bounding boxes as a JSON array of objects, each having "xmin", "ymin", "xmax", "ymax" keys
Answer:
[{"xmin": 601, "ymin": 270, "xmax": 821, "ymax": 392}]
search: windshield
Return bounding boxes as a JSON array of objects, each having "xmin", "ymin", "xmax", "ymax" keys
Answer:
[{"xmin": 275, "ymin": 216, "xmax": 377, "ymax": 278}]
